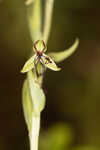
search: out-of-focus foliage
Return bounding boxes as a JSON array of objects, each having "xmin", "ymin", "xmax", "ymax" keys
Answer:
[
  {"xmin": 39, "ymin": 123, "xmax": 73, "ymax": 150},
  {"xmin": 72, "ymin": 146, "xmax": 99, "ymax": 150}
]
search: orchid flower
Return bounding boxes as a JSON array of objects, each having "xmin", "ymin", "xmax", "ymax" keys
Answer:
[{"xmin": 21, "ymin": 39, "xmax": 79, "ymax": 76}]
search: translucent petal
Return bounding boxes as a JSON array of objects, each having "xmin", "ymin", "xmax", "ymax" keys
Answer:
[
  {"xmin": 21, "ymin": 55, "xmax": 36, "ymax": 73},
  {"xmin": 48, "ymin": 38, "xmax": 79, "ymax": 63},
  {"xmin": 42, "ymin": 54, "xmax": 61, "ymax": 71}
]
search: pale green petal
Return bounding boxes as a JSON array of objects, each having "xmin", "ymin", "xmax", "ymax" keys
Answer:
[
  {"xmin": 21, "ymin": 55, "xmax": 36, "ymax": 73},
  {"xmin": 42, "ymin": 54, "xmax": 61, "ymax": 71},
  {"xmin": 48, "ymin": 38, "xmax": 79, "ymax": 63}
]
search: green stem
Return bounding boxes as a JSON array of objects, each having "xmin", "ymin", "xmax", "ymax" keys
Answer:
[
  {"xmin": 27, "ymin": 71, "xmax": 41, "ymax": 150},
  {"xmin": 27, "ymin": 1, "xmax": 42, "ymax": 150},
  {"xmin": 26, "ymin": 1, "xmax": 55, "ymax": 150},
  {"xmin": 43, "ymin": 0, "xmax": 54, "ymax": 43},
  {"xmin": 29, "ymin": 116, "xmax": 40, "ymax": 150}
]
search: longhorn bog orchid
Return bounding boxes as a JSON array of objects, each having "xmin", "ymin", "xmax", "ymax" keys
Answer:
[{"xmin": 21, "ymin": 40, "xmax": 60, "ymax": 76}]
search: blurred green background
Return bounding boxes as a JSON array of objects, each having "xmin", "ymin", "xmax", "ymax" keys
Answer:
[{"xmin": 0, "ymin": 0, "xmax": 100, "ymax": 149}]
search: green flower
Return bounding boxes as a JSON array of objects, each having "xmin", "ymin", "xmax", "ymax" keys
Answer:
[
  {"xmin": 21, "ymin": 40, "xmax": 60, "ymax": 74},
  {"xmin": 21, "ymin": 39, "xmax": 79, "ymax": 74}
]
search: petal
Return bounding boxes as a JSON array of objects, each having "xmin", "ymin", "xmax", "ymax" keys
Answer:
[
  {"xmin": 42, "ymin": 54, "xmax": 61, "ymax": 71},
  {"xmin": 48, "ymin": 38, "xmax": 79, "ymax": 63},
  {"xmin": 34, "ymin": 40, "xmax": 47, "ymax": 52},
  {"xmin": 21, "ymin": 55, "xmax": 36, "ymax": 73}
]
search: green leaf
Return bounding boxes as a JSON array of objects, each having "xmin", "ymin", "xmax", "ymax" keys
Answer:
[
  {"xmin": 42, "ymin": 54, "xmax": 61, "ymax": 71},
  {"xmin": 21, "ymin": 55, "xmax": 35, "ymax": 73},
  {"xmin": 22, "ymin": 79, "xmax": 33, "ymax": 132},
  {"xmin": 22, "ymin": 71, "xmax": 45, "ymax": 131},
  {"xmin": 48, "ymin": 38, "xmax": 79, "ymax": 63},
  {"xmin": 27, "ymin": 71, "xmax": 46, "ymax": 116}
]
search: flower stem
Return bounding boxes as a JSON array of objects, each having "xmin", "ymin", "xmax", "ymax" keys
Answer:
[
  {"xmin": 27, "ymin": 0, "xmax": 42, "ymax": 150},
  {"xmin": 26, "ymin": 0, "xmax": 55, "ymax": 150},
  {"xmin": 29, "ymin": 115, "xmax": 40, "ymax": 150}
]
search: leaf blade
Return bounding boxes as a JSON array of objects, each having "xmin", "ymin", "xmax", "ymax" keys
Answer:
[
  {"xmin": 22, "ymin": 79, "xmax": 33, "ymax": 132},
  {"xmin": 22, "ymin": 71, "xmax": 46, "ymax": 131},
  {"xmin": 27, "ymin": 71, "xmax": 46, "ymax": 116}
]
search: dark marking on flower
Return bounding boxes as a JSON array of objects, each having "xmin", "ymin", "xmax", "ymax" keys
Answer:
[{"xmin": 45, "ymin": 57, "xmax": 52, "ymax": 64}]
